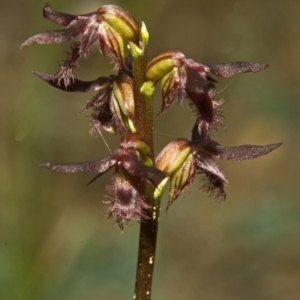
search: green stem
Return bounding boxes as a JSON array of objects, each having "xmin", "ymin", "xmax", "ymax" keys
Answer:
[
  {"xmin": 130, "ymin": 43, "xmax": 153, "ymax": 150},
  {"xmin": 134, "ymin": 192, "xmax": 160, "ymax": 300},
  {"xmin": 130, "ymin": 31, "xmax": 157, "ymax": 300}
]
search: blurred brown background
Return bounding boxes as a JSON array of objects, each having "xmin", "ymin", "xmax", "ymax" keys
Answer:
[{"xmin": 1, "ymin": 0, "xmax": 300, "ymax": 299}]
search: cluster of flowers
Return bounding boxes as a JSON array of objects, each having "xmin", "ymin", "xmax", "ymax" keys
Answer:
[{"xmin": 22, "ymin": 4, "xmax": 281, "ymax": 228}]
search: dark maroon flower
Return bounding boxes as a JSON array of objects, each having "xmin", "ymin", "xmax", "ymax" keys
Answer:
[
  {"xmin": 41, "ymin": 133, "xmax": 166, "ymax": 228},
  {"xmin": 106, "ymin": 172, "xmax": 150, "ymax": 229},
  {"xmin": 155, "ymin": 127, "xmax": 282, "ymax": 209},
  {"xmin": 21, "ymin": 4, "xmax": 139, "ymax": 86},
  {"xmin": 33, "ymin": 70, "xmax": 135, "ymax": 134},
  {"xmin": 146, "ymin": 51, "xmax": 268, "ymax": 135}
]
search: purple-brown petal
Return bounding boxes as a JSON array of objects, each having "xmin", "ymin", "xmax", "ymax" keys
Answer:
[
  {"xmin": 42, "ymin": 3, "xmax": 78, "ymax": 26},
  {"xmin": 21, "ymin": 19, "xmax": 88, "ymax": 48},
  {"xmin": 40, "ymin": 156, "xmax": 116, "ymax": 174},
  {"xmin": 216, "ymin": 143, "xmax": 282, "ymax": 161},
  {"xmin": 121, "ymin": 152, "xmax": 166, "ymax": 187},
  {"xmin": 200, "ymin": 169, "xmax": 226, "ymax": 201},
  {"xmin": 107, "ymin": 174, "xmax": 149, "ymax": 230},
  {"xmin": 185, "ymin": 66, "xmax": 218, "ymax": 134},
  {"xmin": 185, "ymin": 64, "xmax": 215, "ymax": 92},
  {"xmin": 195, "ymin": 154, "xmax": 228, "ymax": 184},
  {"xmin": 33, "ymin": 71, "xmax": 111, "ymax": 93},
  {"xmin": 186, "ymin": 90, "xmax": 214, "ymax": 124},
  {"xmin": 206, "ymin": 62, "xmax": 269, "ymax": 78}
]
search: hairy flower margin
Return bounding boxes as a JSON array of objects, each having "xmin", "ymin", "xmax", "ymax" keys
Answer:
[{"xmin": 22, "ymin": 3, "xmax": 282, "ymax": 228}]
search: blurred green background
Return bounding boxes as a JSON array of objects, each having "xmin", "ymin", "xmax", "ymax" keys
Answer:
[{"xmin": 1, "ymin": 0, "xmax": 300, "ymax": 299}]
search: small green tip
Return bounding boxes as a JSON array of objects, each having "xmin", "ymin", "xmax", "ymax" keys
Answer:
[
  {"xmin": 140, "ymin": 21, "xmax": 149, "ymax": 48},
  {"xmin": 141, "ymin": 81, "xmax": 155, "ymax": 98},
  {"xmin": 129, "ymin": 41, "xmax": 142, "ymax": 58}
]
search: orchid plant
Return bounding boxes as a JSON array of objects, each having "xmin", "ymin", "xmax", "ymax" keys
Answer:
[{"xmin": 21, "ymin": 4, "xmax": 281, "ymax": 300}]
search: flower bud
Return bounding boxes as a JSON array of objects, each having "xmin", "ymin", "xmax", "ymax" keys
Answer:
[
  {"xmin": 156, "ymin": 138, "xmax": 192, "ymax": 174},
  {"xmin": 140, "ymin": 21, "xmax": 149, "ymax": 49},
  {"xmin": 146, "ymin": 51, "xmax": 185, "ymax": 83},
  {"xmin": 141, "ymin": 81, "xmax": 156, "ymax": 99},
  {"xmin": 112, "ymin": 74, "xmax": 135, "ymax": 119},
  {"xmin": 156, "ymin": 139, "xmax": 196, "ymax": 209},
  {"xmin": 111, "ymin": 74, "xmax": 136, "ymax": 132},
  {"xmin": 110, "ymin": 90, "xmax": 130, "ymax": 132},
  {"xmin": 128, "ymin": 42, "xmax": 143, "ymax": 59},
  {"xmin": 97, "ymin": 5, "xmax": 139, "ymax": 44}
]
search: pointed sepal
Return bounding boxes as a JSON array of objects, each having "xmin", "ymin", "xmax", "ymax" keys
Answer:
[
  {"xmin": 216, "ymin": 143, "xmax": 282, "ymax": 161},
  {"xmin": 40, "ymin": 156, "xmax": 116, "ymax": 174},
  {"xmin": 206, "ymin": 61, "xmax": 269, "ymax": 78}
]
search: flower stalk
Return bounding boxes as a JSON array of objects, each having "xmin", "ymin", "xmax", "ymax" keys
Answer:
[{"xmin": 129, "ymin": 23, "xmax": 159, "ymax": 300}]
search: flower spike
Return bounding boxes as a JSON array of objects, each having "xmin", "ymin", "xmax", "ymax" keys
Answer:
[{"xmin": 22, "ymin": 4, "xmax": 282, "ymax": 232}]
